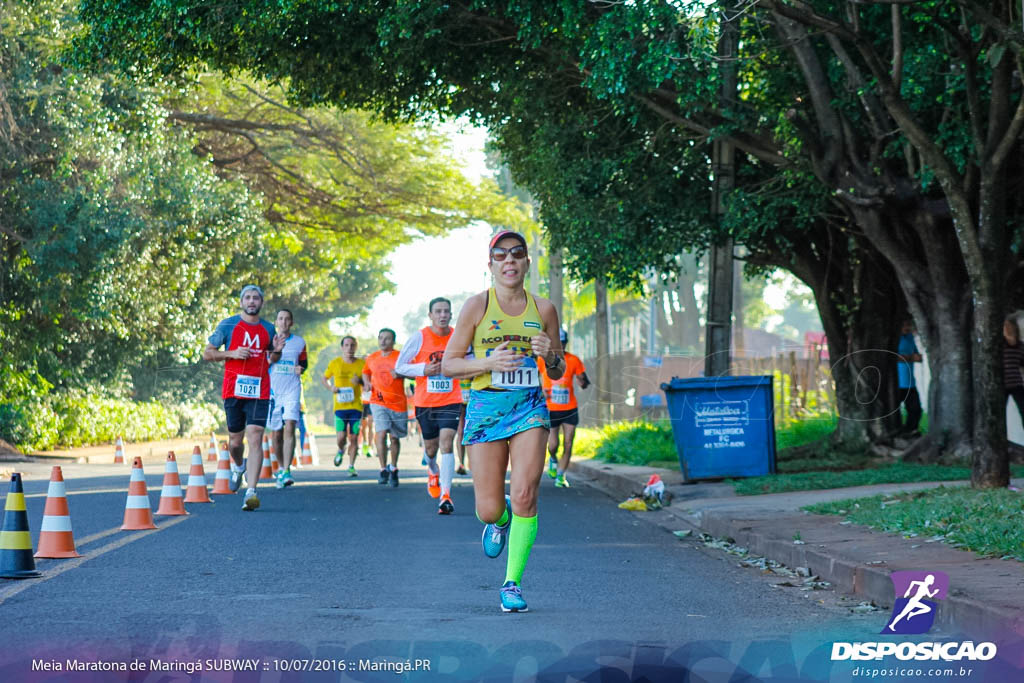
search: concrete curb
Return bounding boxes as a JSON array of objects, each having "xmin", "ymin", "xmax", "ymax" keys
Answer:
[{"xmin": 570, "ymin": 458, "xmax": 1024, "ymax": 639}]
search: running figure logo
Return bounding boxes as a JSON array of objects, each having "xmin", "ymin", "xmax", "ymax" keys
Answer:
[{"xmin": 882, "ymin": 570, "xmax": 949, "ymax": 634}]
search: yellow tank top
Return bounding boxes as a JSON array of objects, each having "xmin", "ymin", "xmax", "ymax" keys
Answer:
[{"xmin": 471, "ymin": 288, "xmax": 544, "ymax": 390}]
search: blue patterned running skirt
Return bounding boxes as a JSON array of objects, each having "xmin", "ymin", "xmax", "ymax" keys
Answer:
[{"xmin": 462, "ymin": 387, "xmax": 550, "ymax": 445}]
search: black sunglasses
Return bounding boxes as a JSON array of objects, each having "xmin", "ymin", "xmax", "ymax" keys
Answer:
[{"xmin": 490, "ymin": 245, "xmax": 528, "ymax": 261}]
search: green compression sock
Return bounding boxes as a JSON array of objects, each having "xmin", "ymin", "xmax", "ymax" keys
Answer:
[
  {"xmin": 477, "ymin": 503, "xmax": 510, "ymax": 527},
  {"xmin": 504, "ymin": 514, "xmax": 538, "ymax": 585}
]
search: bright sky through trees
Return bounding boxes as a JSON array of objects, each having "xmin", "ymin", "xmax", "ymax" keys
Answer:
[{"xmin": 341, "ymin": 120, "xmax": 494, "ymax": 339}]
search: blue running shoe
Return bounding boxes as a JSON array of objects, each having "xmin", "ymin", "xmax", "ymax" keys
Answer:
[
  {"xmin": 499, "ymin": 581, "xmax": 528, "ymax": 612},
  {"xmin": 482, "ymin": 495, "xmax": 511, "ymax": 558}
]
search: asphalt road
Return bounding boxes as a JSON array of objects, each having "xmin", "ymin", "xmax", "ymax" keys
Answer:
[{"xmin": 0, "ymin": 434, "xmax": 881, "ymax": 681}]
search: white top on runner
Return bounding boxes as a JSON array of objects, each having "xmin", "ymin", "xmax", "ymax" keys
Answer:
[{"xmin": 270, "ymin": 334, "xmax": 306, "ymax": 401}]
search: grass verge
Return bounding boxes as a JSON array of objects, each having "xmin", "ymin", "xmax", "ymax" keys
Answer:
[
  {"xmin": 733, "ymin": 463, "xmax": 1024, "ymax": 496},
  {"xmin": 804, "ymin": 486, "xmax": 1024, "ymax": 562},
  {"xmin": 574, "ymin": 420, "xmax": 676, "ymax": 466},
  {"xmin": 575, "ymin": 416, "xmax": 1023, "ymax": 498}
]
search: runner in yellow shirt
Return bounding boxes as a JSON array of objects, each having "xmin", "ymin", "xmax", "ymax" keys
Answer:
[
  {"xmin": 321, "ymin": 335, "xmax": 367, "ymax": 477},
  {"xmin": 442, "ymin": 231, "xmax": 565, "ymax": 612}
]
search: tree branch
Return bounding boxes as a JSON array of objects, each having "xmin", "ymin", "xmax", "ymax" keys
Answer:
[
  {"xmin": 988, "ymin": 53, "xmax": 1024, "ymax": 173},
  {"xmin": 890, "ymin": 5, "xmax": 903, "ymax": 92},
  {"xmin": 632, "ymin": 93, "xmax": 790, "ymax": 166}
]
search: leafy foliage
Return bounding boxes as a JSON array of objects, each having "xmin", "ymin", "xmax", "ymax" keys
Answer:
[
  {"xmin": 0, "ymin": 394, "xmax": 219, "ymax": 451},
  {"xmin": 2, "ymin": 0, "xmax": 533, "ymax": 448}
]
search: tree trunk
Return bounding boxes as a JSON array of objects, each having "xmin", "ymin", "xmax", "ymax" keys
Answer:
[
  {"xmin": 818, "ymin": 248, "xmax": 901, "ymax": 449},
  {"xmin": 777, "ymin": 227, "xmax": 905, "ymax": 452},
  {"xmin": 853, "ymin": 206, "xmax": 975, "ymax": 464}
]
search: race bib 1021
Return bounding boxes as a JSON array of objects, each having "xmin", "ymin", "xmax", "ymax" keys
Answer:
[{"xmin": 234, "ymin": 374, "xmax": 261, "ymax": 398}]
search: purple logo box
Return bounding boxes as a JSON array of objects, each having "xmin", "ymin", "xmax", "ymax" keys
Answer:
[{"xmin": 882, "ymin": 570, "xmax": 950, "ymax": 635}]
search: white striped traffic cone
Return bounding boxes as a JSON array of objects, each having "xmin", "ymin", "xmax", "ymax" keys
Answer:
[
  {"xmin": 121, "ymin": 458, "xmax": 157, "ymax": 530},
  {"xmin": 155, "ymin": 452, "xmax": 188, "ymax": 516},
  {"xmin": 113, "ymin": 436, "xmax": 125, "ymax": 465},
  {"xmin": 211, "ymin": 442, "xmax": 233, "ymax": 495},
  {"xmin": 35, "ymin": 466, "xmax": 81, "ymax": 558},
  {"xmin": 183, "ymin": 446, "xmax": 212, "ymax": 503}
]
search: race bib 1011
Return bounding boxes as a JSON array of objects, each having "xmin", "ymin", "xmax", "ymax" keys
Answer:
[{"xmin": 492, "ymin": 357, "xmax": 539, "ymax": 389}]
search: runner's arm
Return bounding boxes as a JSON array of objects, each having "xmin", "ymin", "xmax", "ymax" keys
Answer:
[
  {"xmin": 395, "ymin": 331, "xmax": 426, "ymax": 376},
  {"xmin": 203, "ymin": 343, "xmax": 248, "ymax": 362},
  {"xmin": 320, "ymin": 368, "xmax": 335, "ymax": 392},
  {"xmin": 577, "ymin": 371, "xmax": 591, "ymax": 390},
  {"xmin": 442, "ymin": 293, "xmax": 497, "ymax": 378},
  {"xmin": 535, "ymin": 297, "xmax": 565, "ymax": 380}
]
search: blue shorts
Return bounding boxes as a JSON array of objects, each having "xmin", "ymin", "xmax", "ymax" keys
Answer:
[
  {"xmin": 335, "ymin": 409, "xmax": 362, "ymax": 434},
  {"xmin": 224, "ymin": 398, "xmax": 270, "ymax": 433},
  {"xmin": 462, "ymin": 388, "xmax": 549, "ymax": 445}
]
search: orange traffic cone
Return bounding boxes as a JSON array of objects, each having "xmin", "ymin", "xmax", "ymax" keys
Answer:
[
  {"xmin": 121, "ymin": 457, "xmax": 157, "ymax": 530},
  {"xmin": 270, "ymin": 439, "xmax": 280, "ymax": 475},
  {"xmin": 207, "ymin": 434, "xmax": 218, "ymax": 462},
  {"xmin": 259, "ymin": 436, "xmax": 273, "ymax": 481},
  {"xmin": 184, "ymin": 446, "xmax": 212, "ymax": 503},
  {"xmin": 113, "ymin": 436, "xmax": 125, "ymax": 465},
  {"xmin": 211, "ymin": 442, "xmax": 233, "ymax": 495},
  {"xmin": 34, "ymin": 466, "xmax": 81, "ymax": 558},
  {"xmin": 300, "ymin": 440, "xmax": 313, "ymax": 467},
  {"xmin": 0, "ymin": 473, "xmax": 42, "ymax": 578},
  {"xmin": 156, "ymin": 452, "xmax": 188, "ymax": 516}
]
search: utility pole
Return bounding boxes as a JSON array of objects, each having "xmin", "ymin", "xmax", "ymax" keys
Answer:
[
  {"xmin": 647, "ymin": 270, "xmax": 659, "ymax": 355},
  {"xmin": 704, "ymin": 2, "xmax": 738, "ymax": 378},
  {"xmin": 549, "ymin": 247, "xmax": 564, "ymax": 323},
  {"xmin": 595, "ymin": 277, "xmax": 611, "ymax": 424}
]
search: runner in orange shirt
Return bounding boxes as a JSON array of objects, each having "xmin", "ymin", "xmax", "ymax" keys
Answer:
[
  {"xmin": 538, "ymin": 329, "xmax": 590, "ymax": 488},
  {"xmin": 396, "ymin": 297, "xmax": 464, "ymax": 515},
  {"xmin": 362, "ymin": 328, "xmax": 408, "ymax": 487}
]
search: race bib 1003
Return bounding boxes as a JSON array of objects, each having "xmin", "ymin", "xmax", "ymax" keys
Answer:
[
  {"xmin": 234, "ymin": 374, "xmax": 261, "ymax": 398},
  {"xmin": 335, "ymin": 386, "xmax": 355, "ymax": 403},
  {"xmin": 427, "ymin": 376, "xmax": 453, "ymax": 393},
  {"xmin": 550, "ymin": 386, "xmax": 570, "ymax": 404}
]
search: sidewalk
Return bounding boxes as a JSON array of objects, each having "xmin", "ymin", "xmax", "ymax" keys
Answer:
[
  {"xmin": 23, "ymin": 437, "xmax": 223, "ymax": 465},
  {"xmin": 570, "ymin": 458, "xmax": 1024, "ymax": 640}
]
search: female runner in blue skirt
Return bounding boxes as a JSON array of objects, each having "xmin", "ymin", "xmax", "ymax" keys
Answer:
[{"xmin": 442, "ymin": 230, "xmax": 565, "ymax": 612}]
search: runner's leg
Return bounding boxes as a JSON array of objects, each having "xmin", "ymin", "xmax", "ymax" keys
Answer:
[
  {"xmin": 470, "ymin": 440, "xmax": 511, "ymax": 523},
  {"xmin": 557, "ymin": 423, "xmax": 576, "ymax": 476},
  {"xmin": 505, "ymin": 427, "xmax": 546, "ymax": 586}
]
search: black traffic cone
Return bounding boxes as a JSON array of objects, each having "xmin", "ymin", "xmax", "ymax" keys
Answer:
[{"xmin": 0, "ymin": 473, "xmax": 42, "ymax": 579}]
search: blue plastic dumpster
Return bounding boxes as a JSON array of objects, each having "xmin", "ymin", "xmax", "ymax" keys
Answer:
[{"xmin": 660, "ymin": 375, "xmax": 776, "ymax": 481}]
